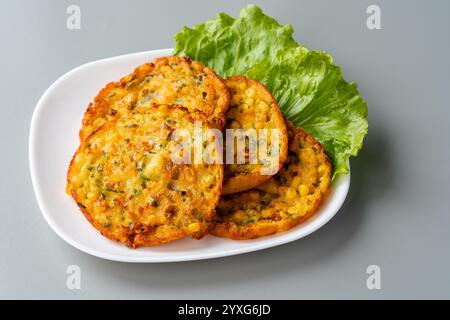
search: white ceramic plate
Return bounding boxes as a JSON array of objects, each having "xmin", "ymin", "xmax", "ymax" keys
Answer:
[{"xmin": 29, "ymin": 48, "xmax": 350, "ymax": 263}]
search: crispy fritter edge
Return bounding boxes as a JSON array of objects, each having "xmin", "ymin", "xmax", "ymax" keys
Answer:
[
  {"xmin": 79, "ymin": 55, "xmax": 230, "ymax": 140},
  {"xmin": 222, "ymin": 76, "xmax": 288, "ymax": 195},
  {"xmin": 68, "ymin": 104, "xmax": 224, "ymax": 247},
  {"xmin": 212, "ymin": 125, "xmax": 331, "ymax": 240}
]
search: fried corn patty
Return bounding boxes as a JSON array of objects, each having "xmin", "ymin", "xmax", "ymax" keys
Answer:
[
  {"xmin": 222, "ymin": 76, "xmax": 288, "ymax": 195},
  {"xmin": 67, "ymin": 104, "xmax": 223, "ymax": 247},
  {"xmin": 79, "ymin": 55, "xmax": 229, "ymax": 140},
  {"xmin": 212, "ymin": 123, "xmax": 331, "ymax": 239}
]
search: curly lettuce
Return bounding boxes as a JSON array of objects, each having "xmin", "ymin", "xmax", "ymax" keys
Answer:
[{"xmin": 174, "ymin": 4, "xmax": 368, "ymax": 177}]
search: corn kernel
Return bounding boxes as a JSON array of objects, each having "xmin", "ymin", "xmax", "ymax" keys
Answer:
[
  {"xmin": 298, "ymin": 184, "xmax": 309, "ymax": 197},
  {"xmin": 285, "ymin": 187, "xmax": 297, "ymax": 200},
  {"xmin": 188, "ymin": 222, "xmax": 201, "ymax": 233},
  {"xmin": 290, "ymin": 176, "xmax": 302, "ymax": 189}
]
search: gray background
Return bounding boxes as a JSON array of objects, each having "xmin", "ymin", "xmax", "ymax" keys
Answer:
[{"xmin": 1, "ymin": 0, "xmax": 449, "ymax": 299}]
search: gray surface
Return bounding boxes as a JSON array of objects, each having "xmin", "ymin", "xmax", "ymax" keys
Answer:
[{"xmin": 1, "ymin": 0, "xmax": 449, "ymax": 299}]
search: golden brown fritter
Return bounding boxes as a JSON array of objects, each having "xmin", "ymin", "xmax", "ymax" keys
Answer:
[
  {"xmin": 67, "ymin": 104, "xmax": 223, "ymax": 247},
  {"xmin": 222, "ymin": 76, "xmax": 288, "ymax": 195},
  {"xmin": 79, "ymin": 55, "xmax": 229, "ymax": 141},
  {"xmin": 212, "ymin": 123, "xmax": 331, "ymax": 240}
]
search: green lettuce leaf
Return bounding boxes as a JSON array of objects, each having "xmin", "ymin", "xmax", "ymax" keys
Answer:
[
  {"xmin": 174, "ymin": 5, "xmax": 297, "ymax": 77},
  {"xmin": 247, "ymin": 47, "xmax": 368, "ymax": 176},
  {"xmin": 174, "ymin": 4, "xmax": 368, "ymax": 178}
]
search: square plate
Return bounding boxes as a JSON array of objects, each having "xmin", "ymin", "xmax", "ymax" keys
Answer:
[{"xmin": 29, "ymin": 48, "xmax": 350, "ymax": 262}]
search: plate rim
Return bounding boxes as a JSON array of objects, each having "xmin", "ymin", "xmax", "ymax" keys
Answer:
[{"xmin": 29, "ymin": 49, "xmax": 350, "ymax": 263}]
